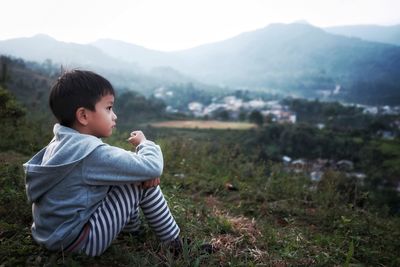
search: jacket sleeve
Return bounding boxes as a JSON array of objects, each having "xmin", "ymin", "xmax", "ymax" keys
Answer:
[{"xmin": 82, "ymin": 140, "xmax": 164, "ymax": 185}]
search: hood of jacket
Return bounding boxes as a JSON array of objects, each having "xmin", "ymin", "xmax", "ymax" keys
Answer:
[{"xmin": 23, "ymin": 124, "xmax": 105, "ymax": 203}]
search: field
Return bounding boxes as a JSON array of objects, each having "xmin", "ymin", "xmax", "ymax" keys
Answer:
[{"xmin": 148, "ymin": 120, "xmax": 257, "ymax": 130}]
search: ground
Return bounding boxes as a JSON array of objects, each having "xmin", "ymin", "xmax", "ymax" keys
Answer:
[{"xmin": 1, "ymin": 129, "xmax": 399, "ymax": 266}]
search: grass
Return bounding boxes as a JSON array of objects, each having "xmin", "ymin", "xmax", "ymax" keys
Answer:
[{"xmin": 1, "ymin": 129, "xmax": 400, "ymax": 266}]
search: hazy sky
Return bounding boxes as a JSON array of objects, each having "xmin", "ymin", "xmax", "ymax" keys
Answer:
[{"xmin": 1, "ymin": 0, "xmax": 399, "ymax": 51}]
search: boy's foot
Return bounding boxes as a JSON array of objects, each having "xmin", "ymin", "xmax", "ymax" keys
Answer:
[
  {"xmin": 164, "ymin": 237, "xmax": 217, "ymax": 257},
  {"xmin": 199, "ymin": 243, "xmax": 218, "ymax": 254},
  {"xmin": 165, "ymin": 237, "xmax": 185, "ymax": 256}
]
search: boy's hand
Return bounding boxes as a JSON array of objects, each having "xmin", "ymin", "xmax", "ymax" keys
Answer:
[
  {"xmin": 142, "ymin": 177, "xmax": 160, "ymax": 188},
  {"xmin": 128, "ymin": 131, "xmax": 146, "ymax": 146}
]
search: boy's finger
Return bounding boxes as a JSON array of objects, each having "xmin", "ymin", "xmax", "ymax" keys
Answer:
[
  {"xmin": 143, "ymin": 180, "xmax": 157, "ymax": 188},
  {"xmin": 130, "ymin": 131, "xmax": 142, "ymax": 136}
]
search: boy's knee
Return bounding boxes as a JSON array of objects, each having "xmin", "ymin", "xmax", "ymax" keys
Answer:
[{"xmin": 142, "ymin": 185, "xmax": 161, "ymax": 197}]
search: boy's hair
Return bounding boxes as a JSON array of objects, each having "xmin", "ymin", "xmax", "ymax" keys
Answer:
[{"xmin": 49, "ymin": 70, "xmax": 115, "ymax": 127}]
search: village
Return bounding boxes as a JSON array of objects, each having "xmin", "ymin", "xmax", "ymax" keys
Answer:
[
  {"xmin": 155, "ymin": 91, "xmax": 400, "ymax": 191},
  {"xmin": 282, "ymin": 156, "xmax": 366, "ymax": 184},
  {"xmin": 155, "ymin": 84, "xmax": 400, "ymax": 126},
  {"xmin": 185, "ymin": 95, "xmax": 297, "ymax": 124},
  {"xmin": 176, "ymin": 94, "xmax": 400, "ymax": 139}
]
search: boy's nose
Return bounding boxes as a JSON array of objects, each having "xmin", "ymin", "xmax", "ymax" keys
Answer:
[{"xmin": 112, "ymin": 112, "xmax": 117, "ymax": 120}]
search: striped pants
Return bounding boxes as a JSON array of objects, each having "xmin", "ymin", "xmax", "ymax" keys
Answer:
[{"xmin": 77, "ymin": 184, "xmax": 180, "ymax": 256}]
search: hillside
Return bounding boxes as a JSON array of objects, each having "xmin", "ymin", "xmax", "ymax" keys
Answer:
[
  {"xmin": 325, "ymin": 24, "xmax": 400, "ymax": 46},
  {"xmin": 1, "ymin": 125, "xmax": 400, "ymax": 266}
]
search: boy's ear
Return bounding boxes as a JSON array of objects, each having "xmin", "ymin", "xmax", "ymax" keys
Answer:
[{"xmin": 75, "ymin": 107, "xmax": 89, "ymax": 126}]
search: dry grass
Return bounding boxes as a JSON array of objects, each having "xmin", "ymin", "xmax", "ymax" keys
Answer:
[
  {"xmin": 205, "ymin": 196, "xmax": 268, "ymax": 262},
  {"xmin": 206, "ymin": 196, "xmax": 262, "ymax": 242},
  {"xmin": 149, "ymin": 120, "xmax": 257, "ymax": 130}
]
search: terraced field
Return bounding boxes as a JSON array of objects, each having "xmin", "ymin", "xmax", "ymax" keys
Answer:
[{"xmin": 149, "ymin": 120, "xmax": 257, "ymax": 130}]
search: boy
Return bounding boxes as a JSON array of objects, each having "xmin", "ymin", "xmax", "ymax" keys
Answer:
[{"xmin": 23, "ymin": 70, "xmax": 181, "ymax": 256}]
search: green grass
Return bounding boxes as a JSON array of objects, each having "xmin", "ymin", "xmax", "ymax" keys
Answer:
[{"xmin": 1, "ymin": 130, "xmax": 400, "ymax": 266}]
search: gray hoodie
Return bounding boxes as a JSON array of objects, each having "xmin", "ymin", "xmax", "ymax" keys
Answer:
[{"xmin": 23, "ymin": 124, "xmax": 163, "ymax": 251}]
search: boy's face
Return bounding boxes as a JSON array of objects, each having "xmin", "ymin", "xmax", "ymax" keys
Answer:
[{"xmin": 85, "ymin": 94, "xmax": 117, "ymax": 138}]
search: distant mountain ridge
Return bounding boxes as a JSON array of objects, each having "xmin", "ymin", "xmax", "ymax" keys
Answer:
[
  {"xmin": 91, "ymin": 23, "xmax": 400, "ymax": 104},
  {"xmin": 92, "ymin": 39, "xmax": 171, "ymax": 69},
  {"xmin": 325, "ymin": 24, "xmax": 400, "ymax": 46},
  {"xmin": 1, "ymin": 23, "xmax": 400, "ymax": 105},
  {"xmin": 0, "ymin": 34, "xmax": 201, "ymax": 96},
  {"xmin": 0, "ymin": 34, "xmax": 137, "ymax": 71}
]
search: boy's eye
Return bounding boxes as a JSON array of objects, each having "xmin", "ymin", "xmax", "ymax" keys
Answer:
[{"xmin": 107, "ymin": 106, "xmax": 113, "ymax": 110}]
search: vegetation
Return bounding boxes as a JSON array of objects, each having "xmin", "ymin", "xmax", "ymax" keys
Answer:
[
  {"xmin": 115, "ymin": 90, "xmax": 166, "ymax": 129},
  {"xmin": 283, "ymin": 98, "xmax": 399, "ymax": 134},
  {"xmin": 0, "ymin": 86, "xmax": 52, "ymax": 154}
]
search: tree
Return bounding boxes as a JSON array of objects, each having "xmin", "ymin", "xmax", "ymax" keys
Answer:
[
  {"xmin": 0, "ymin": 60, "xmax": 9, "ymax": 84},
  {"xmin": 0, "ymin": 86, "xmax": 26, "ymax": 121},
  {"xmin": 249, "ymin": 110, "xmax": 263, "ymax": 126},
  {"xmin": 216, "ymin": 110, "xmax": 230, "ymax": 121}
]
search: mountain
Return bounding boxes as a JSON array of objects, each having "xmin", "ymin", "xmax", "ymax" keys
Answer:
[
  {"xmin": 0, "ymin": 34, "xmax": 138, "ymax": 71},
  {"xmin": 167, "ymin": 23, "xmax": 400, "ymax": 104},
  {"xmin": 90, "ymin": 23, "xmax": 400, "ymax": 104},
  {"xmin": 2, "ymin": 23, "xmax": 400, "ymax": 105},
  {"xmin": 91, "ymin": 39, "xmax": 172, "ymax": 69},
  {"xmin": 325, "ymin": 24, "xmax": 400, "ymax": 46},
  {"xmin": 0, "ymin": 34, "xmax": 203, "ymax": 96}
]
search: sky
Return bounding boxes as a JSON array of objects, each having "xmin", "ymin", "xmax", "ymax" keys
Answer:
[{"xmin": 1, "ymin": 0, "xmax": 399, "ymax": 51}]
